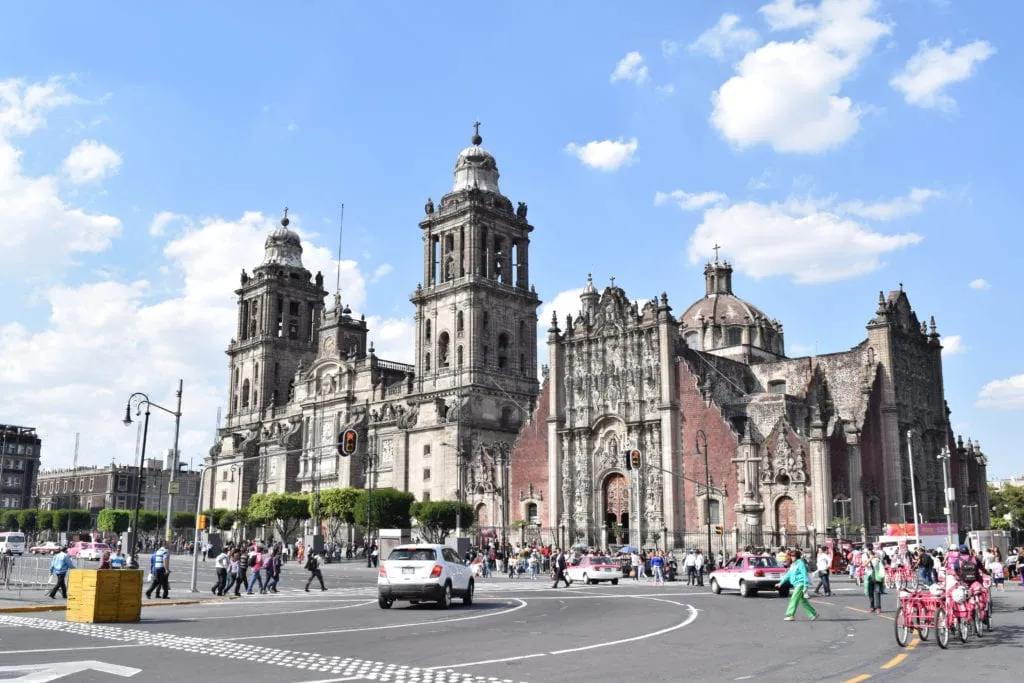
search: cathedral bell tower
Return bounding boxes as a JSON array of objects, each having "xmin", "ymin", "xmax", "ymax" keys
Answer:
[
  {"xmin": 411, "ymin": 123, "xmax": 541, "ymax": 431},
  {"xmin": 226, "ymin": 209, "xmax": 327, "ymax": 426}
]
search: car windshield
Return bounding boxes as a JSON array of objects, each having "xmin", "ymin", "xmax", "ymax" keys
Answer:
[
  {"xmin": 748, "ymin": 556, "xmax": 780, "ymax": 568},
  {"xmin": 388, "ymin": 548, "xmax": 436, "ymax": 562},
  {"xmin": 590, "ymin": 557, "xmax": 612, "ymax": 564}
]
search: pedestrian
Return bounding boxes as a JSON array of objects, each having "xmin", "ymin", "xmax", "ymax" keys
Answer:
[
  {"xmin": 694, "ymin": 549, "xmax": 705, "ymax": 586},
  {"xmin": 99, "ymin": 550, "xmax": 112, "ymax": 570},
  {"xmin": 229, "ymin": 551, "xmax": 245, "ymax": 596},
  {"xmin": 110, "ymin": 550, "xmax": 125, "ymax": 569},
  {"xmin": 304, "ymin": 552, "xmax": 326, "ymax": 592},
  {"xmin": 551, "ymin": 548, "xmax": 570, "ymax": 588},
  {"xmin": 631, "ymin": 551, "xmax": 643, "ymax": 582},
  {"xmin": 247, "ymin": 547, "xmax": 266, "ymax": 594},
  {"xmin": 264, "ymin": 549, "xmax": 280, "ymax": 593},
  {"xmin": 212, "ymin": 549, "xmax": 229, "ymax": 595},
  {"xmin": 684, "ymin": 549, "xmax": 697, "ymax": 585},
  {"xmin": 864, "ymin": 543, "xmax": 885, "ymax": 614},
  {"xmin": 47, "ymin": 546, "xmax": 74, "ymax": 600},
  {"xmin": 651, "ymin": 551, "xmax": 665, "ymax": 585},
  {"xmin": 813, "ymin": 546, "xmax": 832, "ymax": 596},
  {"xmin": 776, "ymin": 549, "xmax": 818, "ymax": 622},
  {"xmin": 145, "ymin": 544, "xmax": 170, "ymax": 600}
]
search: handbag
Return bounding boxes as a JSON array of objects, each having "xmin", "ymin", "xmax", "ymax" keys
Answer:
[
  {"xmin": 145, "ymin": 573, "xmax": 152, "ymax": 583},
  {"xmin": 47, "ymin": 574, "xmax": 56, "ymax": 585}
]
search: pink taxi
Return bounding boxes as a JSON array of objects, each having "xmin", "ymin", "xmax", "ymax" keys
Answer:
[{"xmin": 709, "ymin": 554, "xmax": 790, "ymax": 598}]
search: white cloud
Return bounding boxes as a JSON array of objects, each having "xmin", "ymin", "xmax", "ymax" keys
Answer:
[
  {"xmin": 366, "ymin": 316, "xmax": 415, "ymax": 364},
  {"xmin": 748, "ymin": 169, "xmax": 772, "ymax": 190},
  {"xmin": 977, "ymin": 374, "xmax": 1024, "ymax": 410},
  {"xmin": 710, "ymin": 0, "xmax": 891, "ymax": 153},
  {"xmin": 147, "ymin": 211, "xmax": 192, "ymax": 237},
  {"xmin": 0, "ymin": 81, "xmax": 121, "ymax": 278},
  {"xmin": 654, "ymin": 189, "xmax": 728, "ymax": 210},
  {"xmin": 688, "ymin": 14, "xmax": 761, "ymax": 59},
  {"xmin": 62, "ymin": 140, "xmax": 122, "ymax": 184},
  {"xmin": 538, "ymin": 288, "xmax": 586, "ymax": 332},
  {"xmin": 837, "ymin": 188, "xmax": 943, "ymax": 221},
  {"xmin": 890, "ymin": 40, "xmax": 995, "ymax": 112},
  {"xmin": 564, "ymin": 138, "xmax": 638, "ymax": 171},
  {"xmin": 662, "ymin": 40, "xmax": 680, "ymax": 57},
  {"xmin": 968, "ymin": 278, "xmax": 990, "ymax": 290},
  {"xmin": 370, "ymin": 263, "xmax": 393, "ymax": 283},
  {"xmin": 609, "ymin": 52, "xmax": 649, "ymax": 85},
  {"xmin": 683, "ymin": 194, "xmax": 922, "ymax": 284},
  {"xmin": 0, "ymin": 76, "xmax": 78, "ymax": 137},
  {"xmin": 941, "ymin": 335, "xmax": 965, "ymax": 355}
]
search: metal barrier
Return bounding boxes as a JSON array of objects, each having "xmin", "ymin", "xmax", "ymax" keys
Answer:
[{"xmin": 1, "ymin": 554, "xmax": 77, "ymax": 594}]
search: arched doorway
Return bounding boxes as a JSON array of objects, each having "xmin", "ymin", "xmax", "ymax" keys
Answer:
[
  {"xmin": 775, "ymin": 496, "xmax": 796, "ymax": 536},
  {"xmin": 604, "ymin": 474, "xmax": 630, "ymax": 546}
]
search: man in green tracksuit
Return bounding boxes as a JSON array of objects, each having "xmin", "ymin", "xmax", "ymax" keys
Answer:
[{"xmin": 776, "ymin": 549, "xmax": 818, "ymax": 621}]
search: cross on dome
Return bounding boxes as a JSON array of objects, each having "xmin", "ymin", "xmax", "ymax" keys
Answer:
[
  {"xmin": 713, "ymin": 243, "xmax": 721, "ymax": 262},
  {"xmin": 472, "ymin": 121, "xmax": 482, "ymax": 146}
]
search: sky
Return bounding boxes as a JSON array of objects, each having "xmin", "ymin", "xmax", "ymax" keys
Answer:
[{"xmin": 0, "ymin": 0, "xmax": 1021, "ymax": 479}]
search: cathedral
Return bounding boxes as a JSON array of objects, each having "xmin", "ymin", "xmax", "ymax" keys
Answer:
[
  {"xmin": 204, "ymin": 126, "xmax": 540, "ymax": 541},
  {"xmin": 508, "ymin": 261, "xmax": 991, "ymax": 552}
]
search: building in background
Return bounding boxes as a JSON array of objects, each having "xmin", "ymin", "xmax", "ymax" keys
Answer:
[
  {"xmin": 33, "ymin": 460, "xmax": 200, "ymax": 522},
  {"xmin": 0, "ymin": 424, "xmax": 42, "ymax": 510},
  {"xmin": 990, "ymin": 475, "xmax": 1024, "ymax": 491}
]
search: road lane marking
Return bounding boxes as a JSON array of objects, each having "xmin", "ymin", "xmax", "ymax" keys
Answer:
[
  {"xmin": 906, "ymin": 636, "xmax": 920, "ymax": 650},
  {"xmin": 0, "ymin": 644, "xmax": 144, "ymax": 655},
  {"xmin": 843, "ymin": 675, "xmax": 871, "ymax": 683},
  {"xmin": 184, "ymin": 601, "xmax": 375, "ymax": 620},
  {"xmin": 221, "ymin": 599, "xmax": 528, "ymax": 641},
  {"xmin": 881, "ymin": 653, "xmax": 907, "ymax": 670}
]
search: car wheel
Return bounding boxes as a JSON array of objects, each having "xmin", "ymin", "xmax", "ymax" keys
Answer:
[
  {"xmin": 438, "ymin": 582, "xmax": 452, "ymax": 610},
  {"xmin": 739, "ymin": 580, "xmax": 751, "ymax": 597},
  {"xmin": 378, "ymin": 596, "xmax": 393, "ymax": 609},
  {"xmin": 583, "ymin": 573, "xmax": 591, "ymax": 585},
  {"xmin": 710, "ymin": 578, "xmax": 721, "ymax": 594},
  {"xmin": 463, "ymin": 580, "xmax": 474, "ymax": 606},
  {"xmin": 611, "ymin": 579, "xmax": 619, "ymax": 585}
]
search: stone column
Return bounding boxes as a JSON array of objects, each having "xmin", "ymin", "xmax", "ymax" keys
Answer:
[
  {"xmin": 844, "ymin": 425, "xmax": 865, "ymax": 528},
  {"xmin": 808, "ymin": 418, "xmax": 831, "ymax": 534}
]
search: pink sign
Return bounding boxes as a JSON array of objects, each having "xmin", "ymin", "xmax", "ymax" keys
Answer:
[{"xmin": 884, "ymin": 522, "xmax": 958, "ymax": 537}]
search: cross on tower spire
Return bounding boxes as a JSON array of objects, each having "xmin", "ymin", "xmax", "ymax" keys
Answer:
[
  {"xmin": 713, "ymin": 243, "xmax": 721, "ymax": 262},
  {"xmin": 471, "ymin": 121, "xmax": 482, "ymax": 145}
]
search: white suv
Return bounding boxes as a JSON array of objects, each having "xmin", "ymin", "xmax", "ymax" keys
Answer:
[{"xmin": 378, "ymin": 544, "xmax": 474, "ymax": 610}]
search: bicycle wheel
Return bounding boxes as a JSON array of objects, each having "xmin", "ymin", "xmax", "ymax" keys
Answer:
[
  {"xmin": 917, "ymin": 605, "xmax": 931, "ymax": 641},
  {"xmin": 972, "ymin": 607, "xmax": 983, "ymax": 637},
  {"xmin": 958, "ymin": 617, "xmax": 968, "ymax": 643},
  {"xmin": 894, "ymin": 605, "xmax": 909, "ymax": 647},
  {"xmin": 935, "ymin": 607, "xmax": 949, "ymax": 649}
]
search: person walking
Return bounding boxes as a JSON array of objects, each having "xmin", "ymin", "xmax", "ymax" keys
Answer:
[
  {"xmin": 47, "ymin": 546, "xmax": 74, "ymax": 600},
  {"xmin": 145, "ymin": 544, "xmax": 170, "ymax": 600},
  {"xmin": 694, "ymin": 549, "xmax": 706, "ymax": 587},
  {"xmin": 551, "ymin": 548, "xmax": 571, "ymax": 588},
  {"xmin": 631, "ymin": 551, "xmax": 643, "ymax": 582},
  {"xmin": 651, "ymin": 551, "xmax": 665, "ymax": 585},
  {"xmin": 264, "ymin": 550, "xmax": 280, "ymax": 593},
  {"xmin": 684, "ymin": 550, "xmax": 697, "ymax": 585},
  {"xmin": 212, "ymin": 549, "xmax": 229, "ymax": 595},
  {"xmin": 813, "ymin": 546, "xmax": 832, "ymax": 596},
  {"xmin": 247, "ymin": 547, "xmax": 265, "ymax": 594},
  {"xmin": 304, "ymin": 552, "xmax": 326, "ymax": 592},
  {"xmin": 776, "ymin": 549, "xmax": 818, "ymax": 621},
  {"xmin": 864, "ymin": 543, "xmax": 885, "ymax": 614}
]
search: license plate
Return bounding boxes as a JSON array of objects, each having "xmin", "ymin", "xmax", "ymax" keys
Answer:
[{"xmin": 402, "ymin": 567, "xmax": 414, "ymax": 575}]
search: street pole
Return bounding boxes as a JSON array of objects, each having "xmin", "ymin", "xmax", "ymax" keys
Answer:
[
  {"xmin": 696, "ymin": 430, "xmax": 711, "ymax": 559},
  {"xmin": 906, "ymin": 430, "xmax": 921, "ymax": 545},
  {"xmin": 937, "ymin": 447, "xmax": 953, "ymax": 547},
  {"xmin": 164, "ymin": 379, "xmax": 183, "ymax": 545},
  {"xmin": 365, "ymin": 433, "xmax": 376, "ymax": 568},
  {"xmin": 131, "ymin": 406, "xmax": 151, "ymax": 557},
  {"xmin": 962, "ymin": 504, "xmax": 977, "ymax": 533}
]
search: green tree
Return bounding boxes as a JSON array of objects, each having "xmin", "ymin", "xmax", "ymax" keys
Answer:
[
  {"xmin": 247, "ymin": 493, "xmax": 311, "ymax": 542},
  {"xmin": 172, "ymin": 512, "xmax": 196, "ymax": 531},
  {"xmin": 202, "ymin": 508, "xmax": 233, "ymax": 530},
  {"xmin": 990, "ymin": 483, "xmax": 1024, "ymax": 530},
  {"xmin": 51, "ymin": 509, "xmax": 91, "ymax": 534},
  {"xmin": 97, "ymin": 509, "xmax": 131, "ymax": 534},
  {"xmin": 410, "ymin": 500, "xmax": 475, "ymax": 542},
  {"xmin": 36, "ymin": 509, "xmax": 53, "ymax": 536},
  {"xmin": 16, "ymin": 509, "xmax": 38, "ymax": 536},
  {"xmin": 352, "ymin": 488, "xmax": 414, "ymax": 533},
  {"xmin": 319, "ymin": 487, "xmax": 360, "ymax": 544},
  {"xmin": 138, "ymin": 510, "xmax": 166, "ymax": 533},
  {"xmin": 1, "ymin": 510, "xmax": 19, "ymax": 530}
]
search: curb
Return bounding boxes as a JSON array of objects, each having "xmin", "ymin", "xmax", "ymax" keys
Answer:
[{"xmin": 0, "ymin": 596, "xmax": 232, "ymax": 615}]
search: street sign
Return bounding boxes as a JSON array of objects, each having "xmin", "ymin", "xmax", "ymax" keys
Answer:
[
  {"xmin": 168, "ymin": 481, "xmax": 180, "ymax": 495},
  {"xmin": 0, "ymin": 660, "xmax": 140, "ymax": 682}
]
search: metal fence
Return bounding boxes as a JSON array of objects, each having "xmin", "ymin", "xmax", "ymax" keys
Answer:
[{"xmin": 1, "ymin": 554, "xmax": 61, "ymax": 594}]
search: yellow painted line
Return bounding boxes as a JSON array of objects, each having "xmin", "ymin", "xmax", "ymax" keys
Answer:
[
  {"xmin": 844, "ymin": 675, "xmax": 872, "ymax": 683},
  {"xmin": 846, "ymin": 606, "xmax": 871, "ymax": 614},
  {"xmin": 907, "ymin": 636, "xmax": 920, "ymax": 651},
  {"xmin": 881, "ymin": 654, "xmax": 907, "ymax": 670}
]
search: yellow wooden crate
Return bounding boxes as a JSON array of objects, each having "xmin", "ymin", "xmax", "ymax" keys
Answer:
[{"xmin": 66, "ymin": 569, "xmax": 144, "ymax": 623}]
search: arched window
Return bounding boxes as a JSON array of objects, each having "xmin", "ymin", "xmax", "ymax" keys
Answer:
[
  {"xmin": 232, "ymin": 368, "xmax": 239, "ymax": 390},
  {"xmin": 526, "ymin": 502, "xmax": 539, "ymax": 523},
  {"xmin": 520, "ymin": 353, "xmax": 526, "ymax": 374},
  {"xmin": 456, "ymin": 345, "xmax": 463, "ymax": 367},
  {"xmin": 425, "ymin": 319, "xmax": 432, "ymax": 342},
  {"xmin": 727, "ymin": 327, "xmax": 742, "ymax": 346},
  {"xmin": 518, "ymin": 320, "xmax": 525, "ymax": 342},
  {"xmin": 254, "ymin": 362, "xmax": 259, "ymax": 381},
  {"xmin": 241, "ymin": 379, "xmax": 250, "ymax": 407},
  {"xmin": 497, "ymin": 333, "xmax": 509, "ymax": 369},
  {"xmin": 253, "ymin": 391, "xmax": 259, "ymax": 408},
  {"xmin": 707, "ymin": 499, "xmax": 721, "ymax": 524},
  {"xmin": 482, "ymin": 311, "xmax": 489, "ymax": 328},
  {"xmin": 438, "ymin": 332, "xmax": 451, "ymax": 368},
  {"xmin": 232, "ymin": 394, "xmax": 238, "ymax": 411},
  {"xmin": 456, "ymin": 311, "xmax": 464, "ymax": 334},
  {"xmin": 424, "ymin": 353, "xmax": 431, "ymax": 371}
]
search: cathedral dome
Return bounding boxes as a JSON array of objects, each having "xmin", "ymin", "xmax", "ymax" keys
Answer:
[
  {"xmin": 679, "ymin": 259, "xmax": 785, "ymax": 358},
  {"xmin": 260, "ymin": 208, "xmax": 305, "ymax": 270},
  {"xmin": 451, "ymin": 123, "xmax": 501, "ymax": 194}
]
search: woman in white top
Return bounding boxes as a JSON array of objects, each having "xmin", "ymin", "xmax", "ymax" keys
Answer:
[{"xmin": 813, "ymin": 548, "xmax": 832, "ymax": 596}]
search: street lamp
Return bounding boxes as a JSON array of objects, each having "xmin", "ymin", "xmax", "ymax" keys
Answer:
[
  {"xmin": 498, "ymin": 443, "xmax": 510, "ymax": 554},
  {"xmin": 122, "ymin": 383, "xmax": 183, "ymax": 553},
  {"xmin": 936, "ymin": 447, "xmax": 954, "ymax": 547},
  {"xmin": 961, "ymin": 504, "xmax": 978, "ymax": 533},
  {"xmin": 694, "ymin": 430, "xmax": 712, "ymax": 560},
  {"xmin": 363, "ymin": 441, "xmax": 378, "ymax": 568}
]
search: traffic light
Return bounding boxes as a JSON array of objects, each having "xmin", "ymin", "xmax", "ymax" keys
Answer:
[
  {"xmin": 339, "ymin": 428, "xmax": 358, "ymax": 456},
  {"xmin": 630, "ymin": 449, "xmax": 642, "ymax": 470},
  {"xmin": 197, "ymin": 514, "xmax": 208, "ymax": 530},
  {"xmin": 715, "ymin": 525, "xmax": 723, "ymax": 536}
]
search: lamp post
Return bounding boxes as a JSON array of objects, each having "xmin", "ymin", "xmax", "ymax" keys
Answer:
[
  {"xmin": 695, "ymin": 430, "xmax": 712, "ymax": 559},
  {"xmin": 906, "ymin": 430, "xmax": 921, "ymax": 545},
  {"xmin": 122, "ymin": 385, "xmax": 183, "ymax": 555},
  {"xmin": 961, "ymin": 504, "xmax": 978, "ymax": 532},
  {"xmin": 936, "ymin": 447, "xmax": 954, "ymax": 547},
  {"xmin": 833, "ymin": 497, "xmax": 851, "ymax": 540},
  {"xmin": 499, "ymin": 443, "xmax": 510, "ymax": 553},
  {"xmin": 363, "ymin": 437, "xmax": 378, "ymax": 568}
]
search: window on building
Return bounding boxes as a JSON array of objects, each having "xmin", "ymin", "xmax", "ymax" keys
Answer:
[
  {"xmin": 707, "ymin": 499, "xmax": 721, "ymax": 525},
  {"xmin": 768, "ymin": 380, "xmax": 787, "ymax": 395},
  {"xmin": 518, "ymin": 320, "xmax": 525, "ymax": 342},
  {"xmin": 497, "ymin": 333, "xmax": 509, "ymax": 369},
  {"xmin": 438, "ymin": 332, "xmax": 451, "ymax": 368},
  {"xmin": 526, "ymin": 502, "xmax": 539, "ymax": 524},
  {"xmin": 727, "ymin": 327, "xmax": 743, "ymax": 346},
  {"xmin": 422, "ymin": 492, "xmax": 431, "ymax": 502},
  {"xmin": 425, "ymin": 320, "xmax": 432, "ymax": 342},
  {"xmin": 482, "ymin": 311, "xmax": 489, "ymax": 328},
  {"xmin": 456, "ymin": 311, "xmax": 464, "ymax": 335},
  {"xmin": 117, "ymin": 477, "xmax": 127, "ymax": 492},
  {"xmin": 289, "ymin": 301, "xmax": 300, "ymax": 316},
  {"xmin": 423, "ymin": 444, "xmax": 431, "ymax": 457},
  {"xmin": 500, "ymin": 406, "xmax": 515, "ymax": 429},
  {"xmin": 520, "ymin": 354, "xmax": 526, "ymax": 375},
  {"xmin": 424, "ymin": 352, "xmax": 431, "ymax": 372},
  {"xmin": 456, "ymin": 346, "xmax": 463, "ymax": 367},
  {"xmin": 116, "ymin": 496, "xmax": 127, "ymax": 508},
  {"xmin": 423, "ymin": 468, "xmax": 431, "ymax": 481},
  {"xmin": 241, "ymin": 379, "xmax": 251, "ymax": 407},
  {"xmin": 63, "ymin": 481, "xmax": 68, "ymax": 493}
]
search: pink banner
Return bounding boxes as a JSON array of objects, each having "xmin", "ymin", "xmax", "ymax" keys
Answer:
[{"xmin": 883, "ymin": 522, "xmax": 958, "ymax": 537}]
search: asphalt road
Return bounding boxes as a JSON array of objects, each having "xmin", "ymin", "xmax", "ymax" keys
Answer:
[{"xmin": 1, "ymin": 560, "xmax": 1022, "ymax": 683}]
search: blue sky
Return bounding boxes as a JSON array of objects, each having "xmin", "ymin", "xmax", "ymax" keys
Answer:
[{"xmin": 0, "ymin": 1, "xmax": 1020, "ymax": 478}]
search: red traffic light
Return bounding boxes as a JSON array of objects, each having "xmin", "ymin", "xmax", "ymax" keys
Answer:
[
  {"xmin": 339, "ymin": 428, "xmax": 358, "ymax": 456},
  {"xmin": 630, "ymin": 450, "xmax": 642, "ymax": 469}
]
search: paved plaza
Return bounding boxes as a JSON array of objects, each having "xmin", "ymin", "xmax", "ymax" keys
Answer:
[{"xmin": 2, "ymin": 558, "xmax": 1023, "ymax": 682}]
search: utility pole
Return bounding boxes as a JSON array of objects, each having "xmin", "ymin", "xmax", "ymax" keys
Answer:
[
  {"xmin": 936, "ymin": 447, "xmax": 954, "ymax": 547},
  {"xmin": 164, "ymin": 380, "xmax": 184, "ymax": 544},
  {"xmin": 66, "ymin": 433, "xmax": 79, "ymax": 539},
  {"xmin": 906, "ymin": 430, "xmax": 921, "ymax": 545}
]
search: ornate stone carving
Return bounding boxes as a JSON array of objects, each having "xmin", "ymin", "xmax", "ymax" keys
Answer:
[{"xmin": 397, "ymin": 403, "xmax": 419, "ymax": 429}]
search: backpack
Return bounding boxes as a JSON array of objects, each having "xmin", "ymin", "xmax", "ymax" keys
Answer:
[
  {"xmin": 958, "ymin": 558, "xmax": 978, "ymax": 584},
  {"xmin": 870, "ymin": 558, "xmax": 885, "ymax": 583},
  {"xmin": 305, "ymin": 555, "xmax": 317, "ymax": 572},
  {"xmin": 247, "ymin": 553, "xmax": 257, "ymax": 567}
]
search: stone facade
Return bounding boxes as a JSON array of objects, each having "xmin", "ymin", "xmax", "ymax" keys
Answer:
[
  {"xmin": 510, "ymin": 258, "xmax": 989, "ymax": 550},
  {"xmin": 205, "ymin": 128, "xmax": 541, "ymax": 540},
  {"xmin": 0, "ymin": 425, "xmax": 42, "ymax": 510},
  {"xmin": 34, "ymin": 462, "xmax": 201, "ymax": 519}
]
